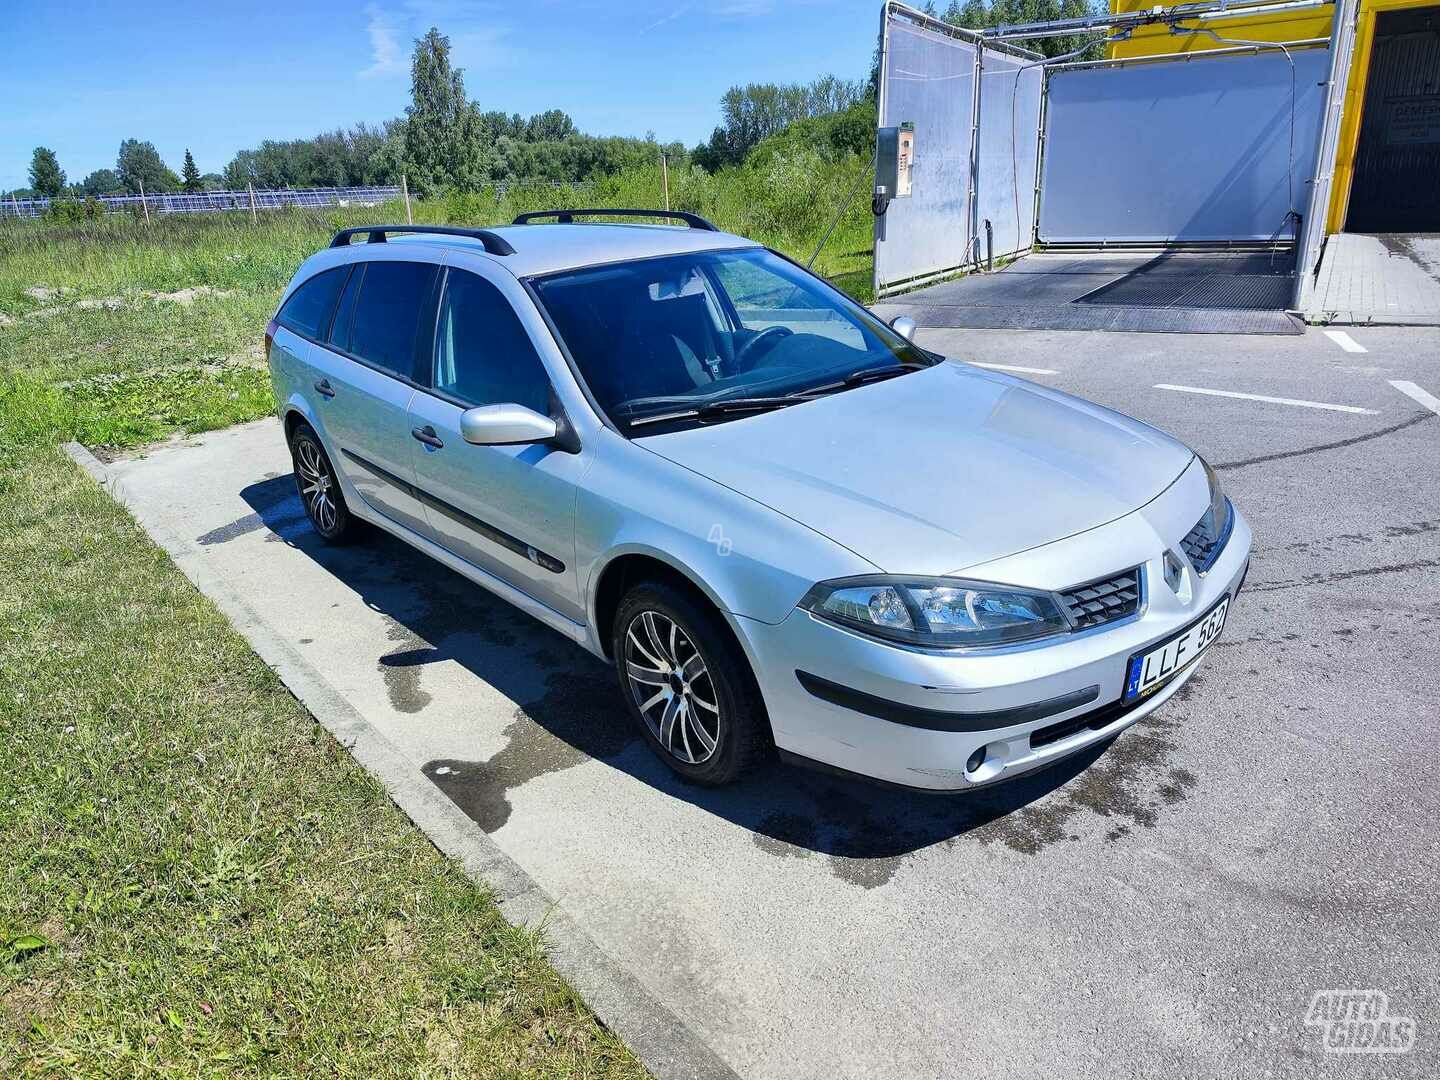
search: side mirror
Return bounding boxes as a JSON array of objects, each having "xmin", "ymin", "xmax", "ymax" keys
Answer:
[
  {"xmin": 460, "ymin": 403, "xmax": 558, "ymax": 446},
  {"xmin": 890, "ymin": 315, "xmax": 918, "ymax": 342}
]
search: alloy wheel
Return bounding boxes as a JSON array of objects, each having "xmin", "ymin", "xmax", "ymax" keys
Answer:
[
  {"xmin": 295, "ymin": 438, "xmax": 338, "ymax": 534},
  {"xmin": 623, "ymin": 610, "xmax": 721, "ymax": 765}
]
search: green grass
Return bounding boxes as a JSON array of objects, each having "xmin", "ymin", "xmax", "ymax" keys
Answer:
[
  {"xmin": 0, "ymin": 448, "xmax": 644, "ymax": 1077},
  {"xmin": 0, "ymin": 170, "xmax": 875, "ymax": 1074}
]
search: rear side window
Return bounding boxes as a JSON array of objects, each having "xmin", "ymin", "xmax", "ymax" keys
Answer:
[
  {"xmin": 277, "ymin": 268, "xmax": 346, "ymax": 340},
  {"xmin": 347, "ymin": 261, "xmax": 436, "ymax": 378},
  {"xmin": 327, "ymin": 264, "xmax": 362, "ymax": 351},
  {"xmin": 433, "ymin": 270, "xmax": 551, "ymax": 414}
]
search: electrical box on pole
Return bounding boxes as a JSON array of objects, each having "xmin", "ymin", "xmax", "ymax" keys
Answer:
[{"xmin": 874, "ymin": 122, "xmax": 915, "ymax": 215}]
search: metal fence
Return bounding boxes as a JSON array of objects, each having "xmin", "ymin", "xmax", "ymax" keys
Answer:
[{"xmin": 0, "ymin": 185, "xmax": 402, "ymax": 219}]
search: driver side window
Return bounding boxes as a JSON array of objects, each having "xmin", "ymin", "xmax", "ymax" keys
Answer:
[
  {"xmin": 710, "ymin": 259, "xmax": 865, "ymax": 350},
  {"xmin": 434, "ymin": 269, "xmax": 552, "ymax": 415}
]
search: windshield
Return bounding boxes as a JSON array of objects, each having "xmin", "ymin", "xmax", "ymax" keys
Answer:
[{"xmin": 531, "ymin": 248, "xmax": 936, "ymax": 432}]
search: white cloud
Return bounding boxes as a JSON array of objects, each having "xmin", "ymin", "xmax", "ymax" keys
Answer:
[
  {"xmin": 360, "ymin": 3, "xmax": 406, "ymax": 79},
  {"xmin": 641, "ymin": 4, "xmax": 691, "ymax": 32}
]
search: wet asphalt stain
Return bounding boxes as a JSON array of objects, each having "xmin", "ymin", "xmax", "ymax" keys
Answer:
[
  {"xmin": 1254, "ymin": 518, "xmax": 1440, "ymax": 557},
  {"xmin": 746, "ymin": 673, "xmax": 1215, "ymax": 888},
  {"xmin": 1213, "ymin": 410, "xmax": 1434, "ymax": 472},
  {"xmin": 373, "ymin": 559, "xmax": 525, "ymax": 714},
  {"xmin": 423, "ymin": 669, "xmax": 635, "ymax": 832},
  {"xmin": 1244, "ymin": 558, "xmax": 1440, "ymax": 594}
]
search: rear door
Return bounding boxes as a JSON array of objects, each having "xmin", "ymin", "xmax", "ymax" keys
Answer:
[
  {"xmin": 406, "ymin": 263, "xmax": 584, "ymax": 621},
  {"xmin": 311, "ymin": 255, "xmax": 438, "ymax": 538}
]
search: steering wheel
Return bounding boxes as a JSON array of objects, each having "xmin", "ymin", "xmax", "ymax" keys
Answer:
[{"xmin": 732, "ymin": 326, "xmax": 793, "ymax": 372}]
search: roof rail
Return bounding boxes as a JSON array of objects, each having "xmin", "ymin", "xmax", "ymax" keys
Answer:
[
  {"xmin": 511, "ymin": 208, "xmax": 719, "ymax": 231},
  {"xmin": 328, "ymin": 225, "xmax": 516, "ymax": 256}
]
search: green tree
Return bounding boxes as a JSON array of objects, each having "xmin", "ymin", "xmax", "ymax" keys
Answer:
[
  {"xmin": 29, "ymin": 147, "xmax": 66, "ymax": 198},
  {"xmin": 401, "ymin": 27, "xmax": 491, "ymax": 194},
  {"xmin": 79, "ymin": 168, "xmax": 123, "ymax": 196},
  {"xmin": 116, "ymin": 139, "xmax": 180, "ymax": 194},
  {"xmin": 181, "ymin": 148, "xmax": 202, "ymax": 192},
  {"xmin": 694, "ymin": 75, "xmax": 867, "ymax": 172},
  {"xmin": 943, "ymin": 0, "xmax": 1102, "ymax": 58}
]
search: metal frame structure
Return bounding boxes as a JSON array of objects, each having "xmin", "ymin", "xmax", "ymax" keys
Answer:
[
  {"xmin": 1032, "ymin": 36, "xmax": 1334, "ymax": 252},
  {"xmin": 1295, "ymin": 0, "xmax": 1362, "ymax": 310},
  {"xmin": 875, "ymin": 0, "xmax": 1355, "ymax": 313},
  {"xmin": 982, "ymin": 0, "xmax": 1333, "ymax": 41},
  {"xmin": 874, "ymin": 2, "xmax": 1044, "ymax": 298}
]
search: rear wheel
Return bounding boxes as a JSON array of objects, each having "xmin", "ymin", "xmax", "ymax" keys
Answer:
[
  {"xmin": 289, "ymin": 422, "xmax": 360, "ymax": 544},
  {"xmin": 613, "ymin": 581, "xmax": 769, "ymax": 786}
]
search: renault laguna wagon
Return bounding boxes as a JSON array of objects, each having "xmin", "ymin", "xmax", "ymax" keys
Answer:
[{"xmin": 265, "ymin": 210, "xmax": 1250, "ymax": 790}]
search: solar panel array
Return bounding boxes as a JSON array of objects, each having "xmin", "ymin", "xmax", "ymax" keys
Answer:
[
  {"xmin": 0, "ymin": 186, "xmax": 402, "ymax": 219},
  {"xmin": 1, "ymin": 180, "xmax": 598, "ymax": 220}
]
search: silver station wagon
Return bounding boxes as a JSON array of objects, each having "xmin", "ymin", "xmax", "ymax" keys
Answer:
[{"xmin": 266, "ymin": 210, "xmax": 1250, "ymax": 790}]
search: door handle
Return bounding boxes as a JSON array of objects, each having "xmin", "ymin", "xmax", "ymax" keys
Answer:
[
  {"xmin": 411, "ymin": 425, "xmax": 444, "ymax": 449},
  {"xmin": 314, "ymin": 378, "xmax": 336, "ymax": 398}
]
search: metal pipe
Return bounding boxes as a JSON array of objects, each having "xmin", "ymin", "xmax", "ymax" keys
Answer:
[
  {"xmin": 983, "ymin": 0, "xmax": 1331, "ymax": 41},
  {"xmin": 885, "ymin": 1, "xmax": 1044, "ymax": 59},
  {"xmin": 1049, "ymin": 37, "xmax": 1328, "ymax": 70}
]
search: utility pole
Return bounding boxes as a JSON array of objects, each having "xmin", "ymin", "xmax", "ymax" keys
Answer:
[
  {"xmin": 402, "ymin": 174, "xmax": 413, "ymax": 224},
  {"xmin": 139, "ymin": 178, "xmax": 150, "ymax": 224},
  {"xmin": 247, "ymin": 182, "xmax": 258, "ymax": 225},
  {"xmin": 661, "ymin": 153, "xmax": 670, "ymax": 211}
]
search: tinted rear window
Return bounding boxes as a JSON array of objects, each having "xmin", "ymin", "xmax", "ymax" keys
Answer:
[
  {"xmin": 347, "ymin": 261, "xmax": 436, "ymax": 378},
  {"xmin": 277, "ymin": 268, "xmax": 346, "ymax": 340}
]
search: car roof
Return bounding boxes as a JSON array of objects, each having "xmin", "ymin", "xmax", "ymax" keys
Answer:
[{"xmin": 356, "ymin": 222, "xmax": 762, "ymax": 278}]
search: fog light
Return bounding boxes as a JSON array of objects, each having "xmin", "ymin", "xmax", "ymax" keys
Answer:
[{"xmin": 966, "ymin": 746, "xmax": 986, "ymax": 773}]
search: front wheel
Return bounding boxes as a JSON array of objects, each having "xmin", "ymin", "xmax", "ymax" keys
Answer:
[{"xmin": 613, "ymin": 582, "xmax": 769, "ymax": 786}]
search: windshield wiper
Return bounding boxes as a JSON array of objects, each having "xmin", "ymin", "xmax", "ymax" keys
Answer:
[
  {"xmin": 625, "ymin": 394, "xmax": 810, "ymax": 430},
  {"xmin": 800, "ymin": 360, "xmax": 931, "ymax": 397}
]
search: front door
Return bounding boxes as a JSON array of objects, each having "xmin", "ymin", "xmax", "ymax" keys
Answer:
[
  {"xmin": 407, "ymin": 265, "xmax": 584, "ymax": 621},
  {"xmin": 1347, "ymin": 6, "xmax": 1440, "ymax": 232},
  {"xmin": 315, "ymin": 258, "xmax": 437, "ymax": 538}
]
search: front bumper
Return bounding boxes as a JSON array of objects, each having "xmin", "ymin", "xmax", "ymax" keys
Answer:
[{"xmin": 737, "ymin": 501, "xmax": 1252, "ymax": 792}]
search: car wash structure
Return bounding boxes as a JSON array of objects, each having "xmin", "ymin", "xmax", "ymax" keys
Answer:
[{"xmin": 872, "ymin": 0, "xmax": 1440, "ymax": 331}]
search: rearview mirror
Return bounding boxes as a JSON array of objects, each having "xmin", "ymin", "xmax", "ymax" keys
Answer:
[
  {"xmin": 889, "ymin": 315, "xmax": 917, "ymax": 342},
  {"xmin": 460, "ymin": 404, "xmax": 558, "ymax": 446}
]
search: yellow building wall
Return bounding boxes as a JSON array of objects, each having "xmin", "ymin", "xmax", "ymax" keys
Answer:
[{"xmin": 1105, "ymin": 0, "xmax": 1440, "ymax": 233}]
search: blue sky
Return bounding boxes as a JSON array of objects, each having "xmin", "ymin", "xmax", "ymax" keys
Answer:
[{"xmin": 1, "ymin": 0, "xmax": 882, "ymax": 191}]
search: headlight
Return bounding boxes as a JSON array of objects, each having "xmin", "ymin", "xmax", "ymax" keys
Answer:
[
  {"xmin": 1200, "ymin": 457, "xmax": 1232, "ymax": 541},
  {"xmin": 798, "ymin": 575, "xmax": 1071, "ymax": 648},
  {"xmin": 1191, "ymin": 457, "xmax": 1235, "ymax": 573}
]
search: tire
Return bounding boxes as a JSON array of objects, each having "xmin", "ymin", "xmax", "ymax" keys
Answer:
[
  {"xmin": 289, "ymin": 422, "xmax": 361, "ymax": 544},
  {"xmin": 613, "ymin": 581, "xmax": 770, "ymax": 786}
]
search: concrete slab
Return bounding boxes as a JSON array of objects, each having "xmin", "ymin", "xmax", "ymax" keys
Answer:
[
  {"xmin": 94, "ymin": 330, "xmax": 1440, "ymax": 1078},
  {"xmin": 1308, "ymin": 233, "xmax": 1440, "ymax": 326}
]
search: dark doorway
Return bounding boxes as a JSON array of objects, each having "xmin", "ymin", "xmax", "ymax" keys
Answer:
[{"xmin": 1346, "ymin": 5, "xmax": 1440, "ymax": 232}]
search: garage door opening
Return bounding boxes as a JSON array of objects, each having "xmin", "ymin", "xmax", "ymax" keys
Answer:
[
  {"xmin": 871, "ymin": 1, "xmax": 1341, "ymax": 335},
  {"xmin": 1345, "ymin": 5, "xmax": 1440, "ymax": 232}
]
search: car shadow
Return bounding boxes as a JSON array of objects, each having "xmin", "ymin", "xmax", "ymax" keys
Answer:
[{"xmin": 233, "ymin": 473, "xmax": 1129, "ymax": 880}]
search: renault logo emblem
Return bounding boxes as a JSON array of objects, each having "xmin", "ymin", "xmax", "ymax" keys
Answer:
[{"xmin": 1163, "ymin": 550, "xmax": 1185, "ymax": 594}]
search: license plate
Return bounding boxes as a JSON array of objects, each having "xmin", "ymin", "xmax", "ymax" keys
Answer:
[{"xmin": 1123, "ymin": 596, "xmax": 1230, "ymax": 703}]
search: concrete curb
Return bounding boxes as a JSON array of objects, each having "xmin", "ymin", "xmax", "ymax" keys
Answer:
[{"xmin": 63, "ymin": 439, "xmax": 741, "ymax": 1080}]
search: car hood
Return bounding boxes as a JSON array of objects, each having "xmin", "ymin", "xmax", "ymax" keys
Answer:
[{"xmin": 636, "ymin": 362, "xmax": 1194, "ymax": 576}]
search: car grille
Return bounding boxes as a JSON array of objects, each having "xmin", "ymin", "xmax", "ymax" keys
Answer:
[
  {"xmin": 1057, "ymin": 568, "xmax": 1142, "ymax": 630},
  {"xmin": 1180, "ymin": 505, "xmax": 1229, "ymax": 573}
]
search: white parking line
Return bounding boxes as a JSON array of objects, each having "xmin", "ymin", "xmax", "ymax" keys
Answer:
[
  {"xmin": 1389, "ymin": 380, "xmax": 1440, "ymax": 416},
  {"xmin": 1153, "ymin": 384, "xmax": 1377, "ymax": 415},
  {"xmin": 969, "ymin": 361, "xmax": 1059, "ymax": 375},
  {"xmin": 1323, "ymin": 329, "xmax": 1367, "ymax": 354}
]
